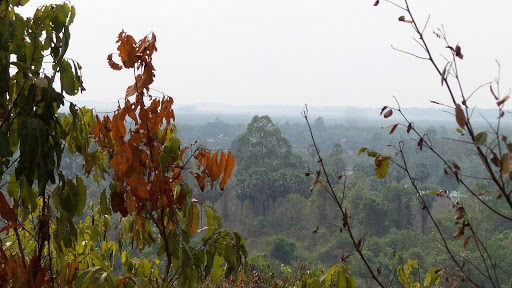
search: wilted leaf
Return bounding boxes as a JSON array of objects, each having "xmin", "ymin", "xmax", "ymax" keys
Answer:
[
  {"xmin": 490, "ymin": 150, "xmax": 500, "ymax": 167},
  {"xmin": 384, "ymin": 109, "xmax": 393, "ymax": 118},
  {"xmin": 389, "ymin": 123, "xmax": 398, "ymax": 134},
  {"xmin": 219, "ymin": 151, "xmax": 234, "ymax": 191},
  {"xmin": 452, "ymin": 162, "xmax": 460, "ymax": 171},
  {"xmin": 455, "ymin": 45, "xmax": 463, "ymax": 59},
  {"xmin": 454, "ymin": 207, "xmax": 465, "ymax": 220},
  {"xmin": 107, "ymin": 54, "xmax": 122, "ymax": 70},
  {"xmin": 0, "ymin": 193, "xmax": 16, "ymax": 223},
  {"xmin": 355, "ymin": 238, "xmax": 362, "ymax": 251},
  {"xmin": 463, "ymin": 236, "xmax": 471, "ymax": 249},
  {"xmin": 455, "ymin": 104, "xmax": 465, "ymax": 129},
  {"xmin": 490, "ymin": 85, "xmax": 497, "ymax": 100},
  {"xmin": 398, "ymin": 16, "xmax": 405, "ymax": 22},
  {"xmin": 380, "ymin": 106, "xmax": 388, "ymax": 116},
  {"xmin": 497, "ymin": 95, "xmax": 510, "ymax": 107},
  {"xmin": 473, "ymin": 132, "xmax": 487, "ymax": 146},
  {"xmin": 373, "ymin": 0, "xmax": 379, "ymax": 6},
  {"xmin": 453, "ymin": 226, "xmax": 465, "ymax": 239},
  {"xmin": 375, "ymin": 155, "xmax": 390, "ymax": 178},
  {"xmin": 501, "ymin": 153, "xmax": 510, "ymax": 175},
  {"xmin": 407, "ymin": 123, "xmax": 413, "ymax": 134},
  {"xmin": 358, "ymin": 147, "xmax": 367, "ymax": 155}
]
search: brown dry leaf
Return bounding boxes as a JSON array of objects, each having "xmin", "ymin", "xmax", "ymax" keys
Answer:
[
  {"xmin": 389, "ymin": 123, "xmax": 398, "ymax": 134},
  {"xmin": 455, "ymin": 45, "xmax": 463, "ymax": 59},
  {"xmin": 455, "ymin": 104, "xmax": 466, "ymax": 129},
  {"xmin": 463, "ymin": 236, "xmax": 471, "ymax": 249},
  {"xmin": 453, "ymin": 226, "xmax": 465, "ymax": 239},
  {"xmin": 373, "ymin": 0, "xmax": 379, "ymax": 6},
  {"xmin": 398, "ymin": 16, "xmax": 405, "ymax": 22},
  {"xmin": 107, "ymin": 54, "xmax": 123, "ymax": 71},
  {"xmin": 384, "ymin": 109, "xmax": 393, "ymax": 118},
  {"xmin": 501, "ymin": 153, "xmax": 510, "ymax": 175},
  {"xmin": 117, "ymin": 31, "xmax": 138, "ymax": 68},
  {"xmin": 0, "ymin": 193, "xmax": 16, "ymax": 223},
  {"xmin": 497, "ymin": 95, "xmax": 510, "ymax": 107},
  {"xmin": 454, "ymin": 207, "xmax": 465, "ymax": 220}
]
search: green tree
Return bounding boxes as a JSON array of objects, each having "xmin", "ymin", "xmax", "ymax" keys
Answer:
[{"xmin": 233, "ymin": 115, "xmax": 307, "ymax": 217}]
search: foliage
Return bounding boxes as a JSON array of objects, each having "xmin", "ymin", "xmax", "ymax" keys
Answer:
[{"xmin": 0, "ymin": 2, "xmax": 245, "ymax": 287}]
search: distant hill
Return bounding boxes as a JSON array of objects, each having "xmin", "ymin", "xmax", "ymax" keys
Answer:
[{"xmin": 173, "ymin": 103, "xmax": 511, "ymax": 126}]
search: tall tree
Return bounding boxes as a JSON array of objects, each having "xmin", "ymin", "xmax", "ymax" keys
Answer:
[{"xmin": 233, "ymin": 115, "xmax": 306, "ymax": 217}]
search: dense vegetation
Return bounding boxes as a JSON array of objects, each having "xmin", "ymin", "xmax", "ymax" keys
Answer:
[{"xmin": 0, "ymin": 0, "xmax": 511, "ymax": 287}]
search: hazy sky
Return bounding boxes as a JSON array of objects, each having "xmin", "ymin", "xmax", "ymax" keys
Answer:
[{"xmin": 20, "ymin": 1, "xmax": 512, "ymax": 111}]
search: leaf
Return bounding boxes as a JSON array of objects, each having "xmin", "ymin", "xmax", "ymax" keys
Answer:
[
  {"xmin": 185, "ymin": 204, "xmax": 200, "ymax": 237},
  {"xmin": 490, "ymin": 150, "xmax": 500, "ymax": 168},
  {"xmin": 455, "ymin": 104, "xmax": 466, "ymax": 129},
  {"xmin": 383, "ymin": 109, "xmax": 393, "ymax": 118},
  {"xmin": 463, "ymin": 236, "xmax": 471, "ymax": 249},
  {"xmin": 455, "ymin": 45, "xmax": 463, "ymax": 59},
  {"xmin": 355, "ymin": 239, "xmax": 362, "ymax": 251},
  {"xmin": 0, "ymin": 193, "xmax": 16, "ymax": 223},
  {"xmin": 441, "ymin": 62, "xmax": 449, "ymax": 86},
  {"xmin": 407, "ymin": 123, "xmax": 413, "ymax": 134},
  {"xmin": 0, "ymin": 223, "xmax": 23, "ymax": 233},
  {"xmin": 452, "ymin": 161, "xmax": 460, "ymax": 171},
  {"xmin": 219, "ymin": 151, "xmax": 234, "ymax": 191},
  {"xmin": 375, "ymin": 155, "xmax": 390, "ymax": 179},
  {"xmin": 398, "ymin": 16, "xmax": 405, "ymax": 22},
  {"xmin": 0, "ymin": 130, "xmax": 12, "ymax": 158},
  {"xmin": 107, "ymin": 54, "xmax": 122, "ymax": 70},
  {"xmin": 116, "ymin": 31, "xmax": 138, "ymax": 69},
  {"xmin": 358, "ymin": 147, "xmax": 367, "ymax": 155},
  {"xmin": 379, "ymin": 106, "xmax": 388, "ymax": 116},
  {"xmin": 473, "ymin": 132, "xmax": 487, "ymax": 146},
  {"xmin": 501, "ymin": 153, "xmax": 510, "ymax": 175},
  {"xmin": 454, "ymin": 207, "xmax": 465, "ymax": 220},
  {"xmin": 60, "ymin": 59, "xmax": 78, "ymax": 95},
  {"xmin": 453, "ymin": 226, "xmax": 465, "ymax": 239},
  {"xmin": 373, "ymin": 0, "xmax": 379, "ymax": 6},
  {"xmin": 389, "ymin": 123, "xmax": 398, "ymax": 134},
  {"xmin": 497, "ymin": 95, "xmax": 510, "ymax": 107}
]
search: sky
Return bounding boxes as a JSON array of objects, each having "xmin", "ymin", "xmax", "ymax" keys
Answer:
[{"xmin": 19, "ymin": 0, "xmax": 512, "ymax": 111}]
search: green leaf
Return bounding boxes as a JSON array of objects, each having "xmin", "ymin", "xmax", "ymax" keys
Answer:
[
  {"xmin": 474, "ymin": 131, "xmax": 487, "ymax": 146},
  {"xmin": 74, "ymin": 267, "xmax": 106, "ymax": 288},
  {"xmin": 424, "ymin": 268, "xmax": 442, "ymax": 286},
  {"xmin": 211, "ymin": 255, "xmax": 224, "ymax": 283},
  {"xmin": 60, "ymin": 59, "xmax": 78, "ymax": 95},
  {"xmin": 358, "ymin": 147, "xmax": 367, "ymax": 155},
  {"xmin": 100, "ymin": 189, "xmax": 111, "ymax": 216}
]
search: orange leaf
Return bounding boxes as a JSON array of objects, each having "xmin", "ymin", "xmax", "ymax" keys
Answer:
[
  {"xmin": 117, "ymin": 30, "xmax": 138, "ymax": 68},
  {"xmin": 497, "ymin": 95, "xmax": 510, "ymax": 107},
  {"xmin": 219, "ymin": 151, "xmax": 235, "ymax": 191},
  {"xmin": 0, "ymin": 193, "xmax": 16, "ymax": 223},
  {"xmin": 194, "ymin": 173, "xmax": 206, "ymax": 192}
]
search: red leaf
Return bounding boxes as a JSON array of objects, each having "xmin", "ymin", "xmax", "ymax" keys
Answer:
[
  {"xmin": 0, "ymin": 223, "xmax": 23, "ymax": 233},
  {"xmin": 380, "ymin": 106, "xmax": 388, "ymax": 116},
  {"xmin": 463, "ymin": 236, "xmax": 471, "ymax": 249},
  {"xmin": 0, "ymin": 193, "xmax": 16, "ymax": 223},
  {"xmin": 355, "ymin": 238, "xmax": 362, "ymax": 251},
  {"xmin": 455, "ymin": 104, "xmax": 466, "ymax": 129}
]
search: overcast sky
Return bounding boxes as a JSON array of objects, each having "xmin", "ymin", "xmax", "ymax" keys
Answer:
[{"xmin": 20, "ymin": 1, "xmax": 512, "ymax": 111}]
